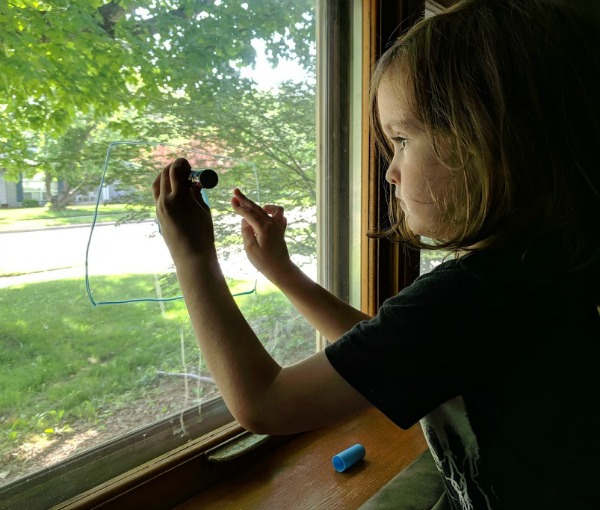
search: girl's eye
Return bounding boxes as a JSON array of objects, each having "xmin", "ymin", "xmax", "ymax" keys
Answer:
[{"xmin": 391, "ymin": 137, "xmax": 408, "ymax": 151}]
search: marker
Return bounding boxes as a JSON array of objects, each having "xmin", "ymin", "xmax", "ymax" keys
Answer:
[{"xmin": 189, "ymin": 168, "xmax": 218, "ymax": 189}]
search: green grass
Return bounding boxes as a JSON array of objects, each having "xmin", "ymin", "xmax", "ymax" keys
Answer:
[
  {"xmin": 0, "ymin": 274, "xmax": 314, "ymax": 455},
  {"xmin": 0, "ymin": 204, "xmax": 315, "ymax": 456},
  {"xmin": 0, "ymin": 204, "xmax": 143, "ymax": 231}
]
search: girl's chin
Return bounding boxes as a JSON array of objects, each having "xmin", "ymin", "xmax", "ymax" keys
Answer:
[{"xmin": 406, "ymin": 216, "xmax": 435, "ymax": 239}]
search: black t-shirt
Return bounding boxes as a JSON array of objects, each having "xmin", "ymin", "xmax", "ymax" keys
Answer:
[{"xmin": 325, "ymin": 248, "xmax": 600, "ymax": 510}]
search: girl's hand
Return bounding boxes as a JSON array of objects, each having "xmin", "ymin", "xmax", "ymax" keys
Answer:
[
  {"xmin": 152, "ymin": 158, "xmax": 217, "ymax": 263},
  {"xmin": 231, "ymin": 188, "xmax": 294, "ymax": 285}
]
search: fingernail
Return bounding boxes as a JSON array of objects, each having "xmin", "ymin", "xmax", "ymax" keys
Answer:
[{"xmin": 173, "ymin": 158, "xmax": 191, "ymax": 170}]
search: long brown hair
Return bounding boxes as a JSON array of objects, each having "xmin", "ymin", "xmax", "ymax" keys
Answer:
[{"xmin": 370, "ymin": 0, "xmax": 600, "ymax": 275}]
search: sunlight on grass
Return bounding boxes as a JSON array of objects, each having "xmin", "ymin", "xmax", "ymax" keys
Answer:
[
  {"xmin": 0, "ymin": 204, "xmax": 146, "ymax": 231},
  {"xmin": 0, "ymin": 273, "xmax": 314, "ymax": 457}
]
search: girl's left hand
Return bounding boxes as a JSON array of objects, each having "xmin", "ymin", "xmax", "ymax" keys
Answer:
[
  {"xmin": 231, "ymin": 188, "xmax": 294, "ymax": 286},
  {"xmin": 152, "ymin": 158, "xmax": 217, "ymax": 263}
]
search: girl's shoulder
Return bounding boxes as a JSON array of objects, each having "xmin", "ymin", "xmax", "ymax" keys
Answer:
[
  {"xmin": 412, "ymin": 246, "xmax": 552, "ymax": 300},
  {"xmin": 426, "ymin": 244, "xmax": 558, "ymax": 278},
  {"xmin": 416, "ymin": 244, "xmax": 597, "ymax": 305},
  {"xmin": 419, "ymin": 248, "xmax": 508, "ymax": 281}
]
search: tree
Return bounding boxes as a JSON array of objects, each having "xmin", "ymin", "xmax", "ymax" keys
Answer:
[{"xmin": 0, "ymin": 0, "xmax": 316, "ymax": 214}]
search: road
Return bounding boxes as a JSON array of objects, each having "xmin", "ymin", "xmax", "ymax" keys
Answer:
[{"xmin": 0, "ymin": 221, "xmax": 256, "ymax": 291}]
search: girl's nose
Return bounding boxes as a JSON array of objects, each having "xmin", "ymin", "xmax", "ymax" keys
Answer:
[{"xmin": 385, "ymin": 159, "xmax": 400, "ymax": 185}]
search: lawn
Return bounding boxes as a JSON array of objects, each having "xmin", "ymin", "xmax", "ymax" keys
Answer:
[
  {"xmin": 0, "ymin": 204, "xmax": 140, "ymax": 231},
  {"xmin": 0, "ymin": 205, "xmax": 316, "ymax": 471},
  {"xmin": 0, "ymin": 275, "xmax": 314, "ymax": 462}
]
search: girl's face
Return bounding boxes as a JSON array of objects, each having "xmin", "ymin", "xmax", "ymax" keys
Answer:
[{"xmin": 377, "ymin": 75, "xmax": 452, "ymax": 239}]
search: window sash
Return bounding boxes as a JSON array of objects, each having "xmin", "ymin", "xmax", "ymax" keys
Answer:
[
  {"xmin": 0, "ymin": 397, "xmax": 235, "ymax": 509},
  {"xmin": 1, "ymin": 0, "xmax": 435, "ymax": 506},
  {"xmin": 0, "ymin": 0, "xmax": 357, "ymax": 507}
]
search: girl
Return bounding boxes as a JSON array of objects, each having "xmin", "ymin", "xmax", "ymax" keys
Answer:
[{"xmin": 153, "ymin": 1, "xmax": 600, "ymax": 508}]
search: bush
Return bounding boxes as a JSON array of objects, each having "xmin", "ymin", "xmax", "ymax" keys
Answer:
[{"xmin": 22, "ymin": 200, "xmax": 42, "ymax": 207}]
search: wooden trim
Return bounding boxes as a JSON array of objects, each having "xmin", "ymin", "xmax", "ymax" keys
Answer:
[
  {"xmin": 4, "ymin": 398, "xmax": 236, "ymax": 510},
  {"xmin": 176, "ymin": 407, "xmax": 427, "ymax": 510},
  {"xmin": 361, "ymin": 0, "xmax": 377, "ymax": 315},
  {"xmin": 361, "ymin": 0, "xmax": 423, "ymax": 315},
  {"xmin": 56, "ymin": 422, "xmax": 246, "ymax": 509},
  {"xmin": 57, "ymin": 408, "xmax": 427, "ymax": 510}
]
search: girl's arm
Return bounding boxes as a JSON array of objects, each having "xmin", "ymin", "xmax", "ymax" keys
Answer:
[
  {"xmin": 153, "ymin": 159, "xmax": 369, "ymax": 434},
  {"xmin": 231, "ymin": 188, "xmax": 371, "ymax": 342}
]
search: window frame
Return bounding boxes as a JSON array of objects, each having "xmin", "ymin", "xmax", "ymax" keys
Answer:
[
  {"xmin": 362, "ymin": 0, "xmax": 424, "ymax": 315},
  {"xmin": 0, "ymin": 1, "xmax": 435, "ymax": 507},
  {"xmin": 0, "ymin": 1, "xmax": 348, "ymax": 508}
]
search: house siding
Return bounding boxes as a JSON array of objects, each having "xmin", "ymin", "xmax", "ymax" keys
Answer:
[{"xmin": 0, "ymin": 171, "xmax": 20, "ymax": 207}]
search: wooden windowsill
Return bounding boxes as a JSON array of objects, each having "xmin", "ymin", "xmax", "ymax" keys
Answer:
[{"xmin": 175, "ymin": 406, "xmax": 427, "ymax": 510}]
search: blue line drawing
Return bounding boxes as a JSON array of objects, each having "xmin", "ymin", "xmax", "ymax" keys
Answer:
[{"xmin": 85, "ymin": 141, "xmax": 259, "ymax": 306}]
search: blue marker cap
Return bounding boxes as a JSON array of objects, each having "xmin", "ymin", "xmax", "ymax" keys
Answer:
[{"xmin": 332, "ymin": 443, "xmax": 366, "ymax": 472}]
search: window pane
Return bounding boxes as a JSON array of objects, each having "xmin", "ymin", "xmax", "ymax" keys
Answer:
[
  {"xmin": 0, "ymin": 0, "xmax": 317, "ymax": 498},
  {"xmin": 419, "ymin": 2, "xmax": 449, "ymax": 275}
]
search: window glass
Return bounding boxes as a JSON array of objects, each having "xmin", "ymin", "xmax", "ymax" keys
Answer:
[
  {"xmin": 420, "ymin": 247, "xmax": 449, "ymax": 274},
  {"xmin": 0, "ymin": 0, "xmax": 317, "ymax": 497},
  {"xmin": 420, "ymin": 2, "xmax": 450, "ymax": 275}
]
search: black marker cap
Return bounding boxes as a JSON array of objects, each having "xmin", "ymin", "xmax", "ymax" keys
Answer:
[{"xmin": 189, "ymin": 169, "xmax": 218, "ymax": 189}]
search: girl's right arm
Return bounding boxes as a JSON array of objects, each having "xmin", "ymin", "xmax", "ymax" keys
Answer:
[
  {"xmin": 153, "ymin": 160, "xmax": 370, "ymax": 434},
  {"xmin": 231, "ymin": 189, "xmax": 371, "ymax": 341}
]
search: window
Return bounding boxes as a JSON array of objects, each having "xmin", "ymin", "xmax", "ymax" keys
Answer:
[
  {"xmin": 362, "ymin": 0, "xmax": 458, "ymax": 296},
  {"xmin": 419, "ymin": 1, "xmax": 457, "ymax": 275},
  {"xmin": 0, "ymin": 0, "xmax": 342, "ymax": 506}
]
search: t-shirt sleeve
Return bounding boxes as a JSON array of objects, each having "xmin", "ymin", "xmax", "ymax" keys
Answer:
[{"xmin": 325, "ymin": 262, "xmax": 492, "ymax": 429}]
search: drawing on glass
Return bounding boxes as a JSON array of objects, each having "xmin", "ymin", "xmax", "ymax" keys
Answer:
[{"xmin": 85, "ymin": 141, "xmax": 259, "ymax": 306}]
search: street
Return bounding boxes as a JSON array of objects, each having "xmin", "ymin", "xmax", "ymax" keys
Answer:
[{"xmin": 0, "ymin": 221, "xmax": 256, "ymax": 291}]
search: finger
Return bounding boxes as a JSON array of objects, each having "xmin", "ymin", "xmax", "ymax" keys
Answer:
[
  {"xmin": 153, "ymin": 161, "xmax": 175, "ymax": 201},
  {"xmin": 240, "ymin": 218, "xmax": 257, "ymax": 244},
  {"xmin": 262, "ymin": 204, "xmax": 287, "ymax": 226},
  {"xmin": 240, "ymin": 218, "xmax": 264, "ymax": 255},
  {"xmin": 152, "ymin": 173, "xmax": 161, "ymax": 201},
  {"xmin": 232, "ymin": 188, "xmax": 267, "ymax": 216},
  {"xmin": 160, "ymin": 165, "xmax": 172, "ymax": 196},
  {"xmin": 169, "ymin": 158, "xmax": 191, "ymax": 194},
  {"xmin": 231, "ymin": 190, "xmax": 275, "ymax": 230},
  {"xmin": 232, "ymin": 197, "xmax": 271, "ymax": 233}
]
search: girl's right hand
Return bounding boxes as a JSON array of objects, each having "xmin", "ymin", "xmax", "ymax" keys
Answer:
[
  {"xmin": 152, "ymin": 158, "xmax": 217, "ymax": 264},
  {"xmin": 231, "ymin": 188, "xmax": 294, "ymax": 285}
]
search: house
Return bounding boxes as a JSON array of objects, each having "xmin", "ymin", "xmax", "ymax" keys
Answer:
[
  {"xmin": 0, "ymin": 170, "xmax": 22, "ymax": 207},
  {"xmin": 0, "ymin": 170, "xmax": 118, "ymax": 207}
]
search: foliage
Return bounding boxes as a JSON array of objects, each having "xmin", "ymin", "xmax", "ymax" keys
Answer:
[
  {"xmin": 21, "ymin": 200, "xmax": 42, "ymax": 208},
  {"xmin": 0, "ymin": 1, "xmax": 319, "ymax": 483},
  {"xmin": 0, "ymin": 0, "xmax": 317, "ymax": 222}
]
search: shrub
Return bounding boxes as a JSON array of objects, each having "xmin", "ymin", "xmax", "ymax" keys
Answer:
[{"xmin": 22, "ymin": 200, "xmax": 42, "ymax": 207}]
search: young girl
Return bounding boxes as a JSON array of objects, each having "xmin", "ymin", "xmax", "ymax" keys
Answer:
[{"xmin": 153, "ymin": 1, "xmax": 599, "ymax": 508}]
